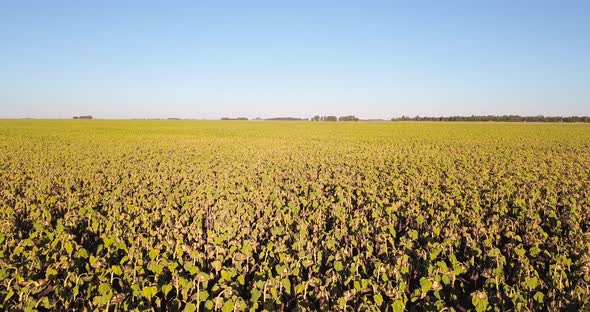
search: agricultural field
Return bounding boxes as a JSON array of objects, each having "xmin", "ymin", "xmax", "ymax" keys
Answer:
[{"xmin": 1, "ymin": 120, "xmax": 589, "ymax": 311}]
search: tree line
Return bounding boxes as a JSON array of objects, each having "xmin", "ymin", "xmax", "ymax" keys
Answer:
[
  {"xmin": 391, "ymin": 115, "xmax": 590, "ymax": 123},
  {"xmin": 220, "ymin": 115, "xmax": 590, "ymax": 122},
  {"xmin": 221, "ymin": 117, "xmax": 248, "ymax": 120},
  {"xmin": 221, "ymin": 116, "xmax": 361, "ymax": 121},
  {"xmin": 311, "ymin": 115, "xmax": 359, "ymax": 121}
]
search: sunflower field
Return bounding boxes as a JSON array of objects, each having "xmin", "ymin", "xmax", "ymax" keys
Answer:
[{"xmin": 1, "ymin": 120, "xmax": 589, "ymax": 311}]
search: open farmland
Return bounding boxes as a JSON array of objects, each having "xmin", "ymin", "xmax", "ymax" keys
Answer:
[{"xmin": 1, "ymin": 120, "xmax": 589, "ymax": 311}]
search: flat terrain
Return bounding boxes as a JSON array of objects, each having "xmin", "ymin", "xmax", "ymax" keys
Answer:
[{"xmin": 1, "ymin": 120, "xmax": 589, "ymax": 310}]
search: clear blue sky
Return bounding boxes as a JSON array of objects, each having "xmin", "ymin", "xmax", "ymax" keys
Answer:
[{"xmin": 1, "ymin": 1, "xmax": 589, "ymax": 119}]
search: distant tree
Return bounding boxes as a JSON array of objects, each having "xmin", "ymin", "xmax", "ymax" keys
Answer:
[
  {"xmin": 338, "ymin": 115, "xmax": 359, "ymax": 121},
  {"xmin": 221, "ymin": 117, "xmax": 248, "ymax": 120},
  {"xmin": 312, "ymin": 115, "xmax": 321, "ymax": 121},
  {"xmin": 264, "ymin": 117, "xmax": 306, "ymax": 121},
  {"xmin": 389, "ymin": 115, "xmax": 590, "ymax": 122},
  {"xmin": 323, "ymin": 116, "xmax": 337, "ymax": 121}
]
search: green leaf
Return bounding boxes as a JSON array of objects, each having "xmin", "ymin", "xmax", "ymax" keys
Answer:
[
  {"xmin": 40, "ymin": 296, "xmax": 51, "ymax": 308},
  {"xmin": 183, "ymin": 302, "xmax": 196, "ymax": 312},
  {"xmin": 46, "ymin": 268, "xmax": 58, "ymax": 279},
  {"xmin": 189, "ymin": 266, "xmax": 199, "ymax": 276},
  {"xmin": 281, "ymin": 278, "xmax": 291, "ymax": 294},
  {"xmin": 94, "ymin": 293, "xmax": 113, "ymax": 306},
  {"xmin": 354, "ymin": 280, "xmax": 361, "ymax": 291},
  {"xmin": 392, "ymin": 299, "xmax": 405, "ymax": 312},
  {"xmin": 64, "ymin": 242, "xmax": 73, "ymax": 254},
  {"xmin": 77, "ymin": 248, "xmax": 89, "ymax": 259},
  {"xmin": 295, "ymin": 283, "xmax": 305, "ymax": 294},
  {"xmin": 162, "ymin": 284, "xmax": 173, "ymax": 296},
  {"xmin": 374, "ymin": 293, "xmax": 383, "ymax": 306},
  {"xmin": 98, "ymin": 283, "xmax": 111, "ymax": 295},
  {"xmin": 5, "ymin": 290, "xmax": 14, "ymax": 302},
  {"xmin": 334, "ymin": 261, "xmax": 344, "ymax": 272},
  {"xmin": 221, "ymin": 270, "xmax": 231, "ymax": 281},
  {"xmin": 199, "ymin": 290, "xmax": 209, "ymax": 302},
  {"xmin": 212, "ymin": 260, "xmax": 222, "ymax": 272},
  {"xmin": 131, "ymin": 284, "xmax": 141, "ymax": 297},
  {"xmin": 222, "ymin": 299, "xmax": 234, "ymax": 312},
  {"xmin": 514, "ymin": 246, "xmax": 526, "ymax": 258},
  {"xmin": 338, "ymin": 297, "xmax": 347, "ymax": 308},
  {"xmin": 533, "ymin": 291, "xmax": 544, "ymax": 303},
  {"xmin": 103, "ymin": 237, "xmax": 115, "ymax": 247},
  {"xmin": 142, "ymin": 286, "xmax": 158, "ymax": 299},
  {"xmin": 148, "ymin": 261, "xmax": 163, "ymax": 275},
  {"xmin": 111, "ymin": 265, "xmax": 123, "ymax": 275},
  {"xmin": 198, "ymin": 272, "xmax": 210, "ymax": 283},
  {"xmin": 420, "ymin": 277, "xmax": 432, "ymax": 293},
  {"xmin": 275, "ymin": 264, "xmax": 285, "ymax": 275},
  {"xmin": 149, "ymin": 248, "xmax": 159, "ymax": 260},
  {"xmin": 251, "ymin": 289, "xmax": 262, "ymax": 302},
  {"xmin": 525, "ymin": 277, "xmax": 538, "ymax": 290},
  {"xmin": 89, "ymin": 256, "xmax": 98, "ymax": 267},
  {"xmin": 471, "ymin": 292, "xmax": 488, "ymax": 312}
]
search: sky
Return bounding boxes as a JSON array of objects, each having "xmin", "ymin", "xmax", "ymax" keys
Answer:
[{"xmin": 0, "ymin": 1, "xmax": 589, "ymax": 119}]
